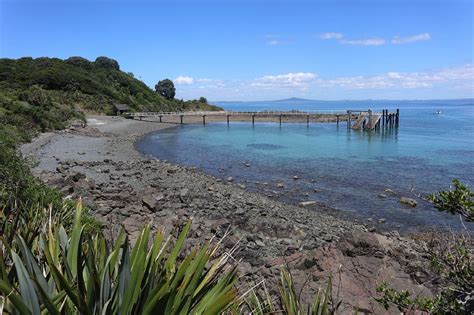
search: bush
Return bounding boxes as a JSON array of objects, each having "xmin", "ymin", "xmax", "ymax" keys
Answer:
[
  {"xmin": 65, "ymin": 56, "xmax": 93, "ymax": 69},
  {"xmin": 0, "ymin": 204, "xmax": 238, "ymax": 314},
  {"xmin": 428, "ymin": 179, "xmax": 473, "ymax": 221},
  {"xmin": 94, "ymin": 56, "xmax": 120, "ymax": 70}
]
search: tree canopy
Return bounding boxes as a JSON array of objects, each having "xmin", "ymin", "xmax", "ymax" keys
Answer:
[{"xmin": 155, "ymin": 79, "xmax": 176, "ymax": 100}]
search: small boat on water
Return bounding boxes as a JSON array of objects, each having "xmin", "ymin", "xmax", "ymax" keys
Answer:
[{"xmin": 436, "ymin": 110, "xmax": 442, "ymax": 114}]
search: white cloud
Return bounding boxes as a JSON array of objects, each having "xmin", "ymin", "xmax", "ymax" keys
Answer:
[
  {"xmin": 320, "ymin": 32, "xmax": 431, "ymax": 46},
  {"xmin": 267, "ymin": 39, "xmax": 282, "ymax": 45},
  {"xmin": 321, "ymin": 64, "xmax": 474, "ymax": 89},
  {"xmin": 173, "ymin": 64, "xmax": 473, "ymax": 100},
  {"xmin": 392, "ymin": 33, "xmax": 431, "ymax": 44},
  {"xmin": 319, "ymin": 32, "xmax": 344, "ymax": 40},
  {"xmin": 174, "ymin": 75, "xmax": 194, "ymax": 85},
  {"xmin": 339, "ymin": 38, "xmax": 386, "ymax": 46},
  {"xmin": 265, "ymin": 35, "xmax": 289, "ymax": 46},
  {"xmin": 251, "ymin": 72, "xmax": 317, "ymax": 88}
]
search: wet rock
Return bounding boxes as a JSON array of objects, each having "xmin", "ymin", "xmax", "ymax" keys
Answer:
[
  {"xmin": 378, "ymin": 218, "xmax": 386, "ymax": 224},
  {"xmin": 384, "ymin": 188, "xmax": 397, "ymax": 195},
  {"xmin": 293, "ymin": 176, "xmax": 299, "ymax": 180},
  {"xmin": 238, "ymin": 184, "xmax": 247, "ymax": 189},
  {"xmin": 378, "ymin": 193, "xmax": 387, "ymax": 198},
  {"xmin": 276, "ymin": 182, "xmax": 284, "ymax": 188},
  {"xmin": 227, "ymin": 176, "xmax": 234, "ymax": 182},
  {"xmin": 400, "ymin": 197, "xmax": 417, "ymax": 207},
  {"xmin": 299, "ymin": 201, "xmax": 317, "ymax": 206}
]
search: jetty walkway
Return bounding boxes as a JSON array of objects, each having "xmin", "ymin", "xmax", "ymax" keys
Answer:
[{"xmin": 128, "ymin": 109, "xmax": 399, "ymax": 130}]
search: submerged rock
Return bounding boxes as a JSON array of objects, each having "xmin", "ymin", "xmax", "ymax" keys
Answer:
[{"xmin": 400, "ymin": 197, "xmax": 418, "ymax": 207}]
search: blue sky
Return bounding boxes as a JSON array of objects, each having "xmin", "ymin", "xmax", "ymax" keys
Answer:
[{"xmin": 1, "ymin": 0, "xmax": 473, "ymax": 101}]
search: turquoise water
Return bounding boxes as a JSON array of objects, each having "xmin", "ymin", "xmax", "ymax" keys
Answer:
[{"xmin": 137, "ymin": 100, "xmax": 474, "ymax": 232}]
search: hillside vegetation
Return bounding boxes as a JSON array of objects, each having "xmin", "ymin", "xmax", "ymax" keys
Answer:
[{"xmin": 0, "ymin": 56, "xmax": 221, "ymax": 143}]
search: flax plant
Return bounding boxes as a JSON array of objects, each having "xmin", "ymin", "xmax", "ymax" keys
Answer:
[{"xmin": 0, "ymin": 201, "xmax": 238, "ymax": 314}]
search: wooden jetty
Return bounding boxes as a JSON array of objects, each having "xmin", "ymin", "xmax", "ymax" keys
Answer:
[
  {"xmin": 128, "ymin": 109, "xmax": 399, "ymax": 130},
  {"xmin": 347, "ymin": 109, "xmax": 399, "ymax": 130}
]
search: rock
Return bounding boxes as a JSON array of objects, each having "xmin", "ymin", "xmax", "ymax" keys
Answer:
[
  {"xmin": 242, "ymin": 162, "xmax": 251, "ymax": 167},
  {"xmin": 384, "ymin": 188, "xmax": 397, "ymax": 195},
  {"xmin": 179, "ymin": 188, "xmax": 189, "ymax": 197},
  {"xmin": 235, "ymin": 208, "xmax": 246, "ymax": 215},
  {"xmin": 400, "ymin": 197, "xmax": 417, "ymax": 207},
  {"xmin": 378, "ymin": 193, "xmax": 387, "ymax": 198},
  {"xmin": 299, "ymin": 201, "xmax": 317, "ymax": 206},
  {"xmin": 276, "ymin": 182, "xmax": 284, "ymax": 188},
  {"xmin": 238, "ymin": 184, "xmax": 247, "ymax": 189},
  {"xmin": 141, "ymin": 192, "xmax": 163, "ymax": 211},
  {"xmin": 227, "ymin": 176, "xmax": 234, "ymax": 182},
  {"xmin": 293, "ymin": 176, "xmax": 299, "ymax": 180},
  {"xmin": 378, "ymin": 218, "xmax": 386, "ymax": 224},
  {"xmin": 69, "ymin": 172, "xmax": 86, "ymax": 182}
]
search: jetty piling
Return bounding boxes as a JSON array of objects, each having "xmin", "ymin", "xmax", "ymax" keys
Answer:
[{"xmin": 202, "ymin": 115, "xmax": 206, "ymax": 125}]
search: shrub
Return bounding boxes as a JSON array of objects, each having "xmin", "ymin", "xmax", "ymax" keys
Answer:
[
  {"xmin": 427, "ymin": 179, "xmax": 473, "ymax": 221},
  {"xmin": 94, "ymin": 56, "xmax": 120, "ymax": 70},
  {"xmin": 65, "ymin": 56, "xmax": 93, "ymax": 69},
  {"xmin": 0, "ymin": 203, "xmax": 238, "ymax": 314}
]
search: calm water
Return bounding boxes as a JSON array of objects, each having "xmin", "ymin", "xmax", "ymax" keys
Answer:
[{"xmin": 137, "ymin": 100, "xmax": 474, "ymax": 232}]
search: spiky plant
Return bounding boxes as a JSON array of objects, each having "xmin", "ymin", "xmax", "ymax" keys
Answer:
[
  {"xmin": 232, "ymin": 269, "xmax": 333, "ymax": 315},
  {"xmin": 0, "ymin": 201, "xmax": 238, "ymax": 314}
]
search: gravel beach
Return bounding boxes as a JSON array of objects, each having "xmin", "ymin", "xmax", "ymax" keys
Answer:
[{"xmin": 21, "ymin": 115, "xmax": 438, "ymax": 314}]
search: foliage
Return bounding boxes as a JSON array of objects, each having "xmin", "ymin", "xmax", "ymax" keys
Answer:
[
  {"xmin": 375, "ymin": 233, "xmax": 473, "ymax": 313},
  {"xmin": 0, "ymin": 202, "xmax": 238, "ymax": 314},
  {"xmin": 0, "ymin": 56, "xmax": 222, "ymax": 116},
  {"xmin": 94, "ymin": 56, "xmax": 120, "ymax": 70},
  {"xmin": 427, "ymin": 179, "xmax": 474, "ymax": 221},
  {"xmin": 0, "ymin": 139, "xmax": 101, "ymax": 245},
  {"xmin": 199, "ymin": 96, "xmax": 208, "ymax": 103},
  {"xmin": 234, "ymin": 270, "xmax": 334, "ymax": 314},
  {"xmin": 155, "ymin": 79, "xmax": 176, "ymax": 100}
]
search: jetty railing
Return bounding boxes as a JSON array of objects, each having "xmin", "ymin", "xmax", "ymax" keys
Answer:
[{"xmin": 128, "ymin": 109, "xmax": 399, "ymax": 130}]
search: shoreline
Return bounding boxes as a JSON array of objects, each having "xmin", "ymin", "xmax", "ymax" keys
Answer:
[{"xmin": 21, "ymin": 115, "xmax": 439, "ymax": 313}]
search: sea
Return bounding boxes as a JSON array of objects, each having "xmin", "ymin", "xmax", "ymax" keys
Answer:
[{"xmin": 136, "ymin": 99, "xmax": 474, "ymax": 233}]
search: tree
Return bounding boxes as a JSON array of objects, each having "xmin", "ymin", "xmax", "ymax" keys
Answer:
[
  {"xmin": 199, "ymin": 96, "xmax": 208, "ymax": 103},
  {"xmin": 94, "ymin": 56, "xmax": 120, "ymax": 70},
  {"xmin": 155, "ymin": 79, "xmax": 176, "ymax": 100}
]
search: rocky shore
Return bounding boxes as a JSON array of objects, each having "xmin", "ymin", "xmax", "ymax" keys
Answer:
[{"xmin": 22, "ymin": 116, "xmax": 438, "ymax": 314}]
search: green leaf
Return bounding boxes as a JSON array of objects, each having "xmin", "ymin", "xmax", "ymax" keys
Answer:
[{"xmin": 12, "ymin": 252, "xmax": 41, "ymax": 315}]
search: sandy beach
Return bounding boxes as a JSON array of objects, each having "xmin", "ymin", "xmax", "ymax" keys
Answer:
[{"xmin": 21, "ymin": 115, "xmax": 437, "ymax": 314}]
